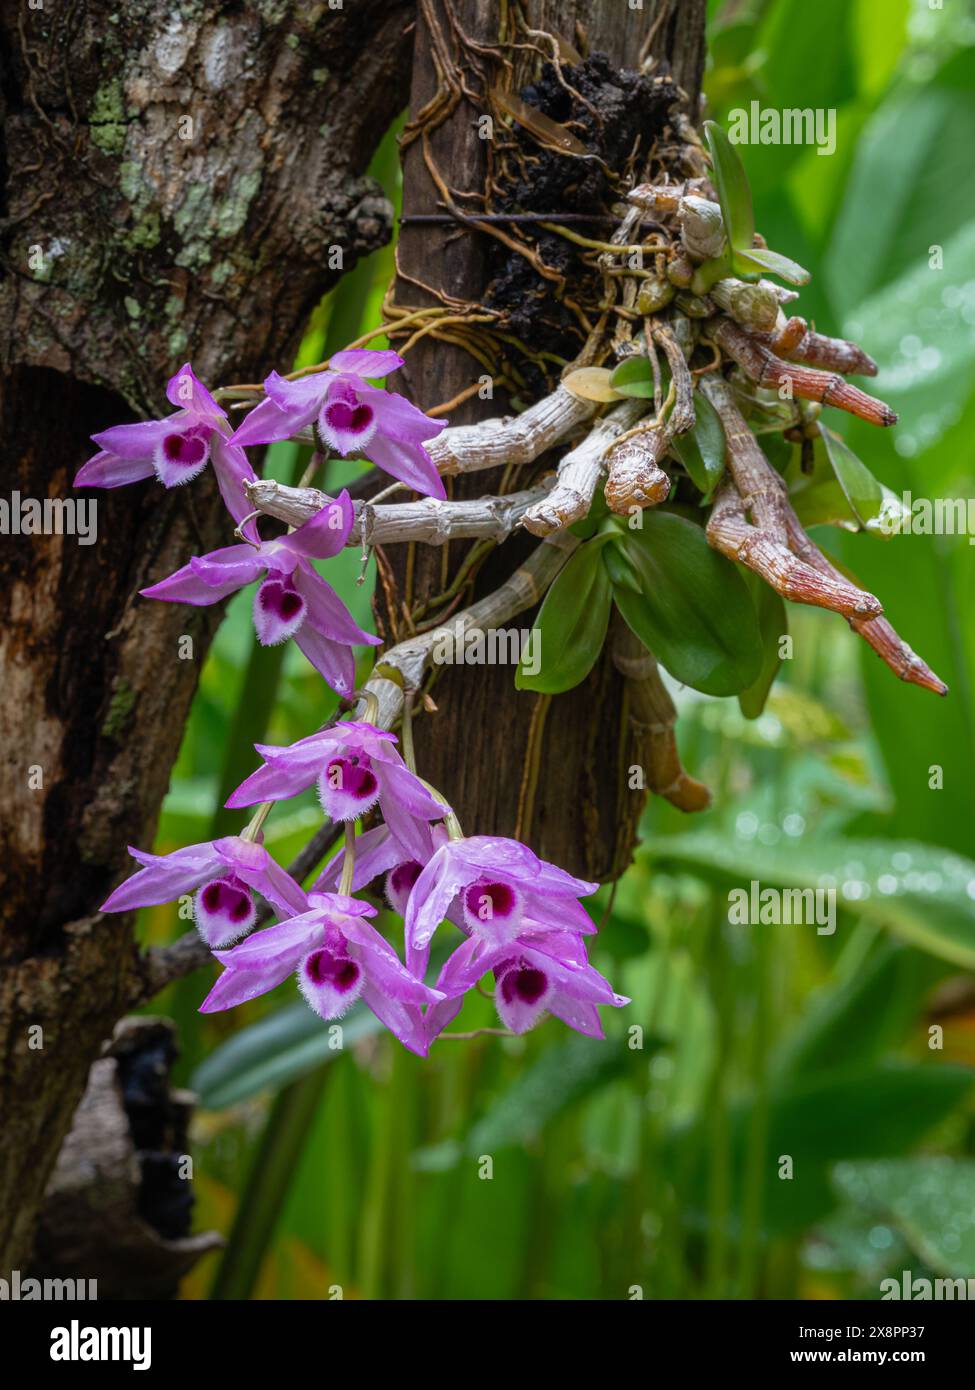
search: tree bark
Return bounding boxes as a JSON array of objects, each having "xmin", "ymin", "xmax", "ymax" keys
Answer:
[
  {"xmin": 387, "ymin": 0, "xmax": 706, "ymax": 878},
  {"xmin": 0, "ymin": 0, "xmax": 413, "ymax": 1270}
]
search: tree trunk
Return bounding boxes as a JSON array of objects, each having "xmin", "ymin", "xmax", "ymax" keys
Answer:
[
  {"xmin": 0, "ymin": 0, "xmax": 413, "ymax": 1271},
  {"xmin": 388, "ymin": 0, "xmax": 706, "ymax": 879}
]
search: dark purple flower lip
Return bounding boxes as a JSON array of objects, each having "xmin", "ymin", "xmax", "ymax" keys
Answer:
[
  {"xmin": 299, "ymin": 945, "xmax": 365, "ymax": 1019},
  {"xmin": 163, "ymin": 430, "xmax": 209, "ymax": 466},
  {"xmin": 500, "ymin": 963, "xmax": 549, "ymax": 1007},
  {"xmin": 194, "ymin": 874, "xmax": 256, "ymax": 947},
  {"xmin": 462, "ymin": 878, "xmax": 521, "ymax": 933},
  {"xmin": 318, "ymin": 754, "xmax": 381, "ymax": 821},
  {"xmin": 317, "ymin": 378, "xmax": 378, "ymax": 456},
  {"xmin": 153, "ymin": 424, "xmax": 212, "ymax": 486},
  {"xmin": 324, "ymin": 399, "xmax": 374, "ymax": 436},
  {"xmin": 253, "ymin": 574, "xmax": 306, "ymax": 645},
  {"xmin": 386, "ymin": 859, "xmax": 423, "ymax": 914},
  {"xmin": 304, "ymin": 947, "xmax": 361, "ymax": 993}
]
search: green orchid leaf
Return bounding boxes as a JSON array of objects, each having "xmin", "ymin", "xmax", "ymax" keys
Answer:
[
  {"xmin": 670, "ymin": 389, "xmax": 727, "ymax": 498},
  {"xmin": 733, "ymin": 244, "xmax": 812, "ymax": 286},
  {"xmin": 819, "ymin": 425, "xmax": 887, "ymax": 528},
  {"xmin": 516, "ymin": 539, "xmax": 613, "ymax": 693},
  {"xmin": 614, "ymin": 511, "xmax": 763, "ymax": 696},
  {"xmin": 602, "ymin": 536, "xmax": 643, "ymax": 594},
  {"xmin": 738, "ymin": 572, "xmax": 789, "ymax": 720},
  {"xmin": 609, "ymin": 355, "xmax": 670, "ymax": 400},
  {"xmin": 704, "ymin": 119, "xmax": 756, "ymax": 252}
]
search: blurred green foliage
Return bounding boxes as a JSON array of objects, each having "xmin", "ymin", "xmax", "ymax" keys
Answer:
[{"xmin": 140, "ymin": 2, "xmax": 975, "ymax": 1299}]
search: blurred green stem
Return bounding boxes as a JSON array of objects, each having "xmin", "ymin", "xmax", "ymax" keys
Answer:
[
  {"xmin": 737, "ymin": 923, "xmax": 771, "ymax": 1296},
  {"xmin": 357, "ymin": 1057, "xmax": 399, "ymax": 1298},
  {"xmin": 211, "ymin": 1066, "xmax": 331, "ymax": 1299},
  {"xmin": 704, "ymin": 900, "xmax": 733, "ymax": 1298}
]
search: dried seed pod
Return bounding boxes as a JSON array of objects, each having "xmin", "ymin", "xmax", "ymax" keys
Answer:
[
  {"xmin": 636, "ymin": 275, "xmax": 676, "ymax": 315},
  {"xmin": 710, "ymin": 277, "xmax": 780, "ymax": 334},
  {"xmin": 603, "ymin": 427, "xmax": 672, "ymax": 514},
  {"xmin": 679, "ymin": 195, "xmax": 726, "ymax": 261}
]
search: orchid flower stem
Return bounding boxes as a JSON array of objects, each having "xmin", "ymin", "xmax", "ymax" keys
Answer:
[
  {"xmin": 417, "ymin": 775, "xmax": 464, "ymax": 841},
  {"xmin": 400, "ymin": 691, "xmax": 417, "ymax": 773},
  {"xmin": 339, "ymin": 821, "xmax": 356, "ymax": 897},
  {"xmin": 351, "ymin": 688, "xmax": 380, "ymax": 725},
  {"xmin": 436, "ymin": 1028, "xmax": 517, "ymax": 1041},
  {"xmin": 398, "ymin": 692, "xmax": 462, "ymax": 836},
  {"xmin": 233, "ymin": 511, "xmax": 263, "ymax": 548},
  {"xmin": 367, "ymin": 480, "xmax": 408, "ymax": 506},
  {"xmin": 241, "ymin": 801, "xmax": 273, "ymax": 843},
  {"xmin": 295, "ymin": 452, "xmax": 323, "ymax": 492}
]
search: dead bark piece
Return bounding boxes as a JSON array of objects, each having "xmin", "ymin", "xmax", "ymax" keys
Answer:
[{"xmin": 30, "ymin": 1019, "xmax": 221, "ymax": 1300}]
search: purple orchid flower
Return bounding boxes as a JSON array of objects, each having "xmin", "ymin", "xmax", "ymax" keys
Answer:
[
  {"xmin": 225, "ymin": 722, "xmax": 447, "ymax": 864},
  {"xmin": 139, "ymin": 490, "xmax": 378, "ymax": 696},
  {"xmin": 74, "ymin": 363, "xmax": 256, "ymax": 530},
  {"xmin": 100, "ymin": 835, "xmax": 307, "ymax": 948},
  {"xmin": 425, "ymin": 927, "xmax": 630, "ymax": 1043},
  {"xmin": 313, "ymin": 819, "xmax": 448, "ymax": 912},
  {"xmin": 200, "ymin": 892, "xmax": 445, "ymax": 1056},
  {"xmin": 228, "ymin": 349, "xmax": 447, "ymax": 500},
  {"xmin": 403, "ymin": 834, "xmax": 599, "ymax": 979}
]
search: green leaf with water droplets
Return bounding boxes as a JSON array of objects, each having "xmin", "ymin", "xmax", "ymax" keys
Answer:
[
  {"xmin": 833, "ymin": 1158, "xmax": 975, "ymax": 1279},
  {"xmin": 644, "ymin": 832, "xmax": 975, "ymax": 969}
]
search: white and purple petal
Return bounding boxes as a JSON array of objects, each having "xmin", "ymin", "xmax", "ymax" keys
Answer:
[
  {"xmin": 316, "ymin": 377, "xmax": 378, "ymax": 456},
  {"xmin": 317, "ymin": 753, "xmax": 382, "ymax": 821},
  {"xmin": 253, "ymin": 573, "xmax": 307, "ymax": 645},
  {"xmin": 193, "ymin": 875, "xmax": 257, "ymax": 947},
  {"xmin": 298, "ymin": 944, "xmax": 366, "ymax": 1019},
  {"xmin": 152, "ymin": 423, "xmax": 212, "ymax": 487},
  {"xmin": 494, "ymin": 957, "xmax": 553, "ymax": 1034}
]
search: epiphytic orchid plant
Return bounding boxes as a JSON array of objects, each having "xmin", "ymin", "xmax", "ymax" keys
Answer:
[
  {"xmin": 84, "ymin": 91, "xmax": 946, "ymax": 1056},
  {"xmin": 87, "ymin": 347, "xmax": 629, "ymax": 1053}
]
